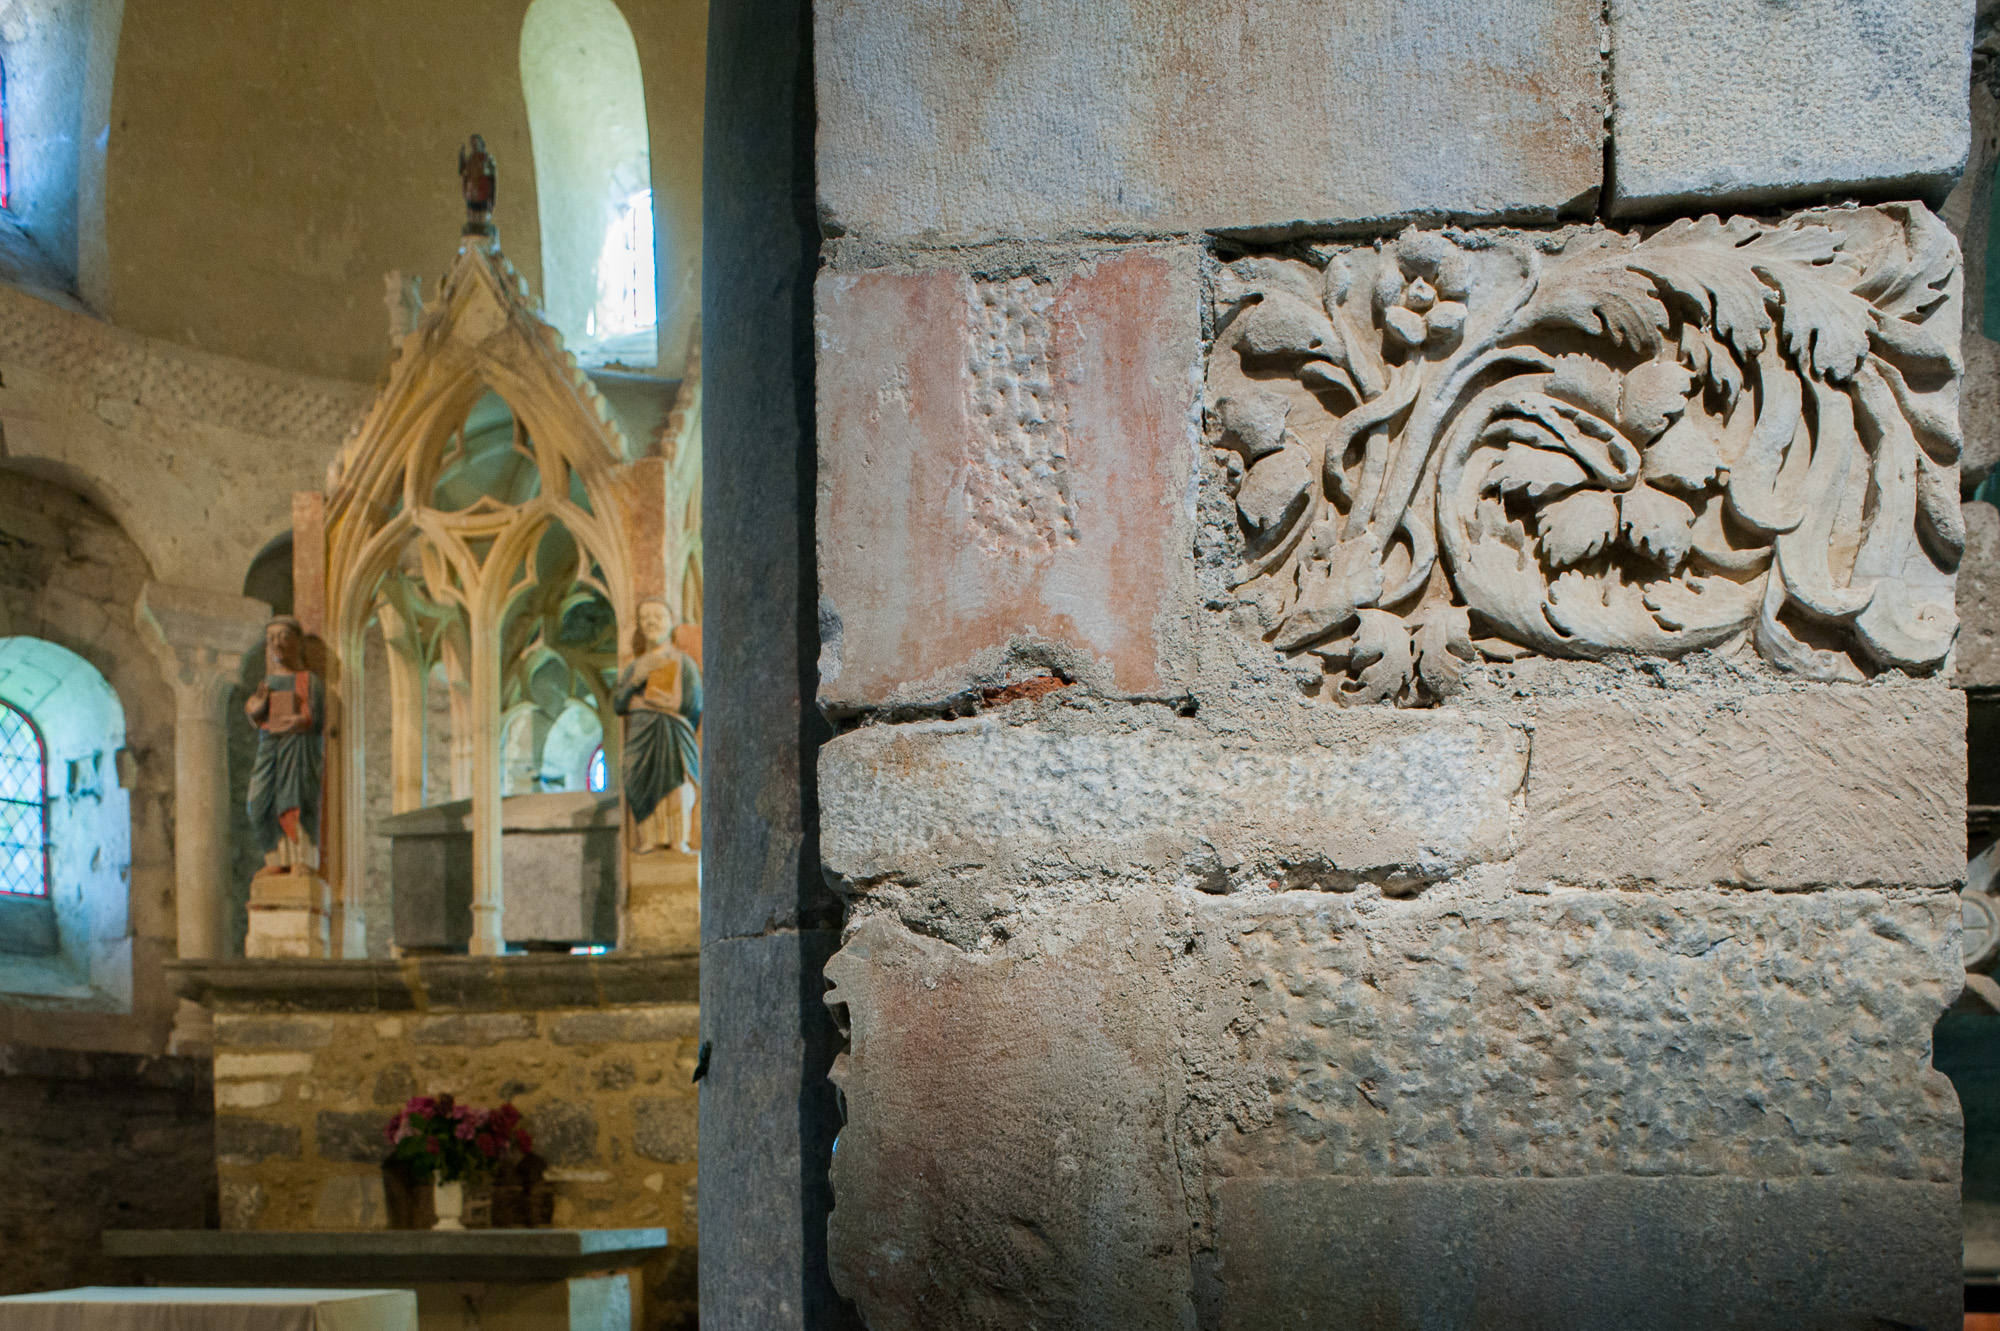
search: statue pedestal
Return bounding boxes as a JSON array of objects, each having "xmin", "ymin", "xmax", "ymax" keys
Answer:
[
  {"xmin": 624, "ymin": 850, "xmax": 698, "ymax": 952},
  {"xmin": 244, "ymin": 873, "xmax": 332, "ymax": 959}
]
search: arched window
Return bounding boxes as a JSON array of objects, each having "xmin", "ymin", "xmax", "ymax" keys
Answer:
[
  {"xmin": 520, "ymin": 0, "xmax": 656, "ymax": 368},
  {"xmin": 0, "ymin": 699, "xmax": 48, "ymax": 896},
  {"xmin": 0, "ymin": 637, "xmax": 128, "ymax": 978}
]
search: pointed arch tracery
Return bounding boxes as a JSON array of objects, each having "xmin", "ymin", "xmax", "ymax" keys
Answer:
[{"xmin": 320, "ymin": 237, "xmax": 641, "ymax": 955}]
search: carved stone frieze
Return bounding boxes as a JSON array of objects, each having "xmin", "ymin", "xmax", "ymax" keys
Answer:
[{"xmin": 1207, "ymin": 204, "xmax": 1964, "ymax": 703}]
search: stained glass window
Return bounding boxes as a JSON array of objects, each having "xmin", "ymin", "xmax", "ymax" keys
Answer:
[
  {"xmin": 0, "ymin": 699, "xmax": 48, "ymax": 897},
  {"xmin": 586, "ymin": 744, "xmax": 608, "ymax": 794}
]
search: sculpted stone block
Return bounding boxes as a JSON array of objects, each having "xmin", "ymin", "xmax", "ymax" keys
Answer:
[
  {"xmin": 817, "ymin": 248, "xmax": 1201, "ymax": 707},
  {"xmin": 1207, "ymin": 205, "xmax": 1964, "ymax": 704},
  {"xmin": 820, "ymin": 710, "xmax": 1526, "ymax": 890},
  {"xmin": 1520, "ymin": 685, "xmax": 1966, "ymax": 890},
  {"xmin": 816, "ymin": 0, "xmax": 1604, "ymax": 241},
  {"xmin": 1607, "ymin": 0, "xmax": 1970, "ymax": 216}
]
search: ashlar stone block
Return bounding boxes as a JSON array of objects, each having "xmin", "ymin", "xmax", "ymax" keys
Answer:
[
  {"xmin": 816, "ymin": 0, "xmax": 1606, "ymax": 241},
  {"xmin": 1608, "ymin": 0, "xmax": 1971, "ymax": 215},
  {"xmin": 820, "ymin": 709, "xmax": 1527, "ymax": 890},
  {"xmin": 817, "ymin": 248, "xmax": 1202, "ymax": 708},
  {"xmin": 1520, "ymin": 685, "xmax": 1966, "ymax": 891}
]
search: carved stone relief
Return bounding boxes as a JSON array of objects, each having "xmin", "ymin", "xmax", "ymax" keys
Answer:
[{"xmin": 1207, "ymin": 203, "xmax": 1963, "ymax": 704}]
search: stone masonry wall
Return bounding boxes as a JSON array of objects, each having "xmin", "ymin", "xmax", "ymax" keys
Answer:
[
  {"xmin": 209, "ymin": 999, "xmax": 700, "ymax": 1331},
  {"xmin": 0, "ymin": 1044, "xmax": 215, "ymax": 1296},
  {"xmin": 812, "ymin": 2, "xmax": 1973, "ymax": 1327}
]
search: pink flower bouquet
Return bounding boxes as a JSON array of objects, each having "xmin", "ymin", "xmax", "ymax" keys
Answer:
[{"xmin": 382, "ymin": 1095, "xmax": 534, "ymax": 1184}]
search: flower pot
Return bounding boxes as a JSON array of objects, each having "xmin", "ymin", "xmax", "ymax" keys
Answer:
[
  {"xmin": 381, "ymin": 1160, "xmax": 435, "ymax": 1230},
  {"xmin": 432, "ymin": 1180, "xmax": 465, "ymax": 1231}
]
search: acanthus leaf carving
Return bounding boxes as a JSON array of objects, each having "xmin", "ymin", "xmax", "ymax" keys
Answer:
[{"xmin": 1207, "ymin": 203, "xmax": 1963, "ymax": 704}]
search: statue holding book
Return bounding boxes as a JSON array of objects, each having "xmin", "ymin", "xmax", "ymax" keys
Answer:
[
  {"xmin": 245, "ymin": 615, "xmax": 324, "ymax": 876},
  {"xmin": 613, "ymin": 599, "xmax": 701, "ymax": 854}
]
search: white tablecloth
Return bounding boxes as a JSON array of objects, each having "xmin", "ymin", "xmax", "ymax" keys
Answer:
[{"xmin": 0, "ymin": 1289, "xmax": 415, "ymax": 1331}]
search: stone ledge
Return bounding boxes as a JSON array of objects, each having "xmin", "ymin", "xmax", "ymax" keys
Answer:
[{"xmin": 168, "ymin": 952, "xmax": 699, "ymax": 1013}]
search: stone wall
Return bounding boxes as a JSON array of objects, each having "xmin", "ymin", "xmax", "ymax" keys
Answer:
[
  {"xmin": 0, "ymin": 1043, "xmax": 215, "ymax": 1296},
  {"xmin": 185, "ymin": 956, "xmax": 699, "ymax": 1331},
  {"xmin": 104, "ymin": 0, "xmax": 707, "ymax": 384},
  {"xmin": 806, "ymin": 1, "xmax": 1972, "ymax": 1326},
  {"xmin": 0, "ymin": 282, "xmax": 371, "ymax": 597}
]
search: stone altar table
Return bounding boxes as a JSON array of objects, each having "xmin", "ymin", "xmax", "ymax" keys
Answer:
[
  {"xmin": 102, "ymin": 1231, "xmax": 666, "ymax": 1331},
  {"xmin": 0, "ymin": 1288, "xmax": 415, "ymax": 1331}
]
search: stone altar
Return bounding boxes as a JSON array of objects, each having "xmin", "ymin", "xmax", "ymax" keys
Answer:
[{"xmin": 102, "ymin": 1229, "xmax": 663, "ymax": 1331}]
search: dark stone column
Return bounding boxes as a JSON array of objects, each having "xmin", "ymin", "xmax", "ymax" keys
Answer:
[{"xmin": 699, "ymin": 0, "xmax": 849, "ymax": 1326}]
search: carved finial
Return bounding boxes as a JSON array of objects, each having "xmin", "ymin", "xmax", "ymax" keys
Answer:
[{"xmin": 458, "ymin": 134, "xmax": 497, "ymax": 237}]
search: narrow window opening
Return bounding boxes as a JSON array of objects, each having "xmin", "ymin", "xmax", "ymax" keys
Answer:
[
  {"xmin": 586, "ymin": 744, "xmax": 608, "ymax": 794},
  {"xmin": 521, "ymin": 0, "xmax": 656, "ymax": 368},
  {"xmin": 0, "ymin": 698, "xmax": 49, "ymax": 897}
]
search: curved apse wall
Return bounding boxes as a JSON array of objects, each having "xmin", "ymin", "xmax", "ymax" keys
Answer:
[{"xmin": 520, "ymin": 0, "xmax": 656, "ymax": 368}]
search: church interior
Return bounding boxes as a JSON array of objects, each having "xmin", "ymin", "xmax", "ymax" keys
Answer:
[{"xmin": 3, "ymin": 1, "xmax": 2000, "ymax": 1329}]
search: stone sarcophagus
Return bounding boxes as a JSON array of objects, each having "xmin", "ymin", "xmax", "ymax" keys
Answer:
[{"xmin": 382, "ymin": 793, "xmax": 619, "ymax": 951}]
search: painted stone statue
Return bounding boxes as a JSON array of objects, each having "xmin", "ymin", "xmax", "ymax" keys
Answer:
[
  {"xmin": 459, "ymin": 134, "xmax": 497, "ymax": 234},
  {"xmin": 613, "ymin": 599, "xmax": 701, "ymax": 854},
  {"xmin": 245, "ymin": 616, "xmax": 324, "ymax": 876}
]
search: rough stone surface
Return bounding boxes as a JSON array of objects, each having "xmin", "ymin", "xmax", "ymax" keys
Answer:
[
  {"xmin": 826, "ymin": 884, "xmax": 1962, "ymax": 1328},
  {"xmin": 314, "ymin": 1110, "xmax": 389, "ymax": 1164},
  {"xmin": 821, "ymin": 711, "xmax": 1527, "ymax": 890},
  {"xmin": 549, "ymin": 1007, "xmax": 699, "ymax": 1047},
  {"xmin": 816, "ymin": 0, "xmax": 1605, "ymax": 241},
  {"xmin": 532, "ymin": 1100, "xmax": 600, "ymax": 1166},
  {"xmin": 817, "ymin": 248, "xmax": 1203, "ymax": 708},
  {"xmin": 1520, "ymin": 687, "xmax": 1967, "ymax": 890},
  {"xmin": 1962, "ymin": 502, "xmax": 2000, "ymax": 688},
  {"xmin": 1216, "ymin": 887, "xmax": 1961, "ymax": 1181},
  {"xmin": 1608, "ymin": 0, "xmax": 1971, "ymax": 215},
  {"xmin": 215, "ymin": 1017, "xmax": 334, "ymax": 1050},
  {"xmin": 215, "ymin": 1116, "xmax": 300, "ymax": 1164},
  {"xmin": 372, "ymin": 1063, "xmax": 415, "ymax": 1107},
  {"xmin": 408, "ymin": 1013, "xmax": 538, "ymax": 1047},
  {"xmin": 634, "ymin": 1097, "xmax": 698, "ymax": 1163}
]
